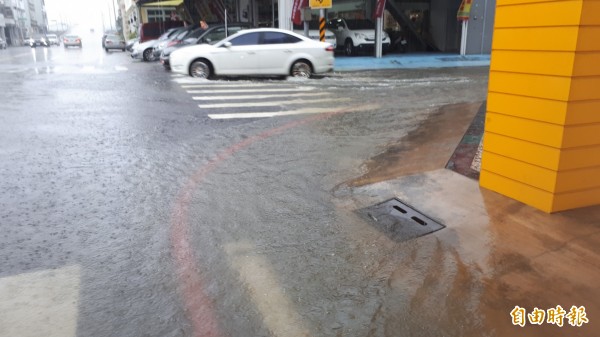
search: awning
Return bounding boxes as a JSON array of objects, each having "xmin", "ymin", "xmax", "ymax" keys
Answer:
[{"xmin": 139, "ymin": 0, "xmax": 183, "ymax": 7}]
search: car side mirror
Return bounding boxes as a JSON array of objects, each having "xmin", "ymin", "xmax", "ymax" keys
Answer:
[{"xmin": 223, "ymin": 41, "xmax": 232, "ymax": 48}]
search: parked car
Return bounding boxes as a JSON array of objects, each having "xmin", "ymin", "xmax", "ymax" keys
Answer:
[
  {"xmin": 46, "ymin": 34, "xmax": 60, "ymax": 46},
  {"xmin": 151, "ymin": 26, "xmax": 188, "ymax": 59},
  {"xmin": 160, "ymin": 23, "xmax": 252, "ymax": 69},
  {"xmin": 103, "ymin": 34, "xmax": 126, "ymax": 52},
  {"xmin": 131, "ymin": 28, "xmax": 183, "ymax": 61},
  {"xmin": 63, "ymin": 35, "xmax": 82, "ymax": 48},
  {"xmin": 27, "ymin": 34, "xmax": 49, "ymax": 48},
  {"xmin": 0, "ymin": 37, "xmax": 6, "ymax": 49},
  {"xmin": 169, "ymin": 28, "xmax": 334, "ymax": 79},
  {"xmin": 327, "ymin": 18, "xmax": 390, "ymax": 56},
  {"xmin": 139, "ymin": 21, "xmax": 185, "ymax": 42},
  {"xmin": 293, "ymin": 21, "xmax": 337, "ymax": 49},
  {"xmin": 125, "ymin": 37, "xmax": 139, "ymax": 52}
]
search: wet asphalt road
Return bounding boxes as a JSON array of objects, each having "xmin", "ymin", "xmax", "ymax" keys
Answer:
[{"xmin": 0, "ymin": 33, "xmax": 490, "ymax": 337}]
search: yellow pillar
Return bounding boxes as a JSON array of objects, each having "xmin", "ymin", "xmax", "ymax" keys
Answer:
[{"xmin": 480, "ymin": 0, "xmax": 600, "ymax": 213}]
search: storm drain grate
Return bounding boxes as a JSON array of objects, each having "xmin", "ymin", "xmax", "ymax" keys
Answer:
[{"xmin": 358, "ymin": 198, "xmax": 445, "ymax": 243}]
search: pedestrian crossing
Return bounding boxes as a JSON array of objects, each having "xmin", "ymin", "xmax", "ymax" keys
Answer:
[{"xmin": 171, "ymin": 74, "xmax": 350, "ymax": 120}]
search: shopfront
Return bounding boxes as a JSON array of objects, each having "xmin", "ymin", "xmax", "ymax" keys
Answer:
[{"xmin": 135, "ymin": 0, "xmax": 494, "ymax": 54}]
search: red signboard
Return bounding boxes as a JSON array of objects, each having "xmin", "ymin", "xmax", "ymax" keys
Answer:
[
  {"xmin": 372, "ymin": 0, "xmax": 386, "ymax": 20},
  {"xmin": 292, "ymin": 0, "xmax": 309, "ymax": 25}
]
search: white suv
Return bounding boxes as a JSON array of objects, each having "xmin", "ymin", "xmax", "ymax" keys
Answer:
[{"xmin": 328, "ymin": 18, "xmax": 390, "ymax": 56}]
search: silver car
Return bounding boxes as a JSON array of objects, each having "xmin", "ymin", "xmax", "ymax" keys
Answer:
[
  {"xmin": 103, "ymin": 34, "xmax": 126, "ymax": 52},
  {"xmin": 63, "ymin": 35, "xmax": 82, "ymax": 48}
]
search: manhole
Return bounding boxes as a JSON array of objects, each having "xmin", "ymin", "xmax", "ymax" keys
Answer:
[{"xmin": 358, "ymin": 198, "xmax": 445, "ymax": 242}]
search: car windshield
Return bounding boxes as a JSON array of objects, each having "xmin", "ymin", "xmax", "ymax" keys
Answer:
[
  {"xmin": 47, "ymin": 34, "xmax": 57, "ymax": 38},
  {"xmin": 64, "ymin": 35, "xmax": 78, "ymax": 39},
  {"xmin": 33, "ymin": 34, "xmax": 45, "ymax": 39}
]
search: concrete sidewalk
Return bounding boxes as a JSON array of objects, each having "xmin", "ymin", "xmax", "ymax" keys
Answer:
[
  {"xmin": 337, "ymin": 94, "xmax": 599, "ymax": 335},
  {"xmin": 334, "ymin": 53, "xmax": 490, "ymax": 71}
]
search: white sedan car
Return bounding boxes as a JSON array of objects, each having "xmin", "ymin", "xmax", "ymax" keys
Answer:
[{"xmin": 170, "ymin": 28, "xmax": 335, "ymax": 79}]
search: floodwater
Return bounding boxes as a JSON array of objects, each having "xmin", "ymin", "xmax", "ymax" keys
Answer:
[{"xmin": 1, "ymin": 43, "xmax": 597, "ymax": 337}]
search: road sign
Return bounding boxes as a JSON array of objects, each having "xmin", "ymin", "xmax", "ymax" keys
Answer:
[{"xmin": 310, "ymin": 0, "xmax": 332, "ymax": 9}]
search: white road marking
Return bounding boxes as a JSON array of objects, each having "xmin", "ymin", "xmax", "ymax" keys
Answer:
[
  {"xmin": 199, "ymin": 97, "xmax": 349, "ymax": 109},
  {"xmin": 208, "ymin": 107, "xmax": 338, "ymax": 119},
  {"xmin": 182, "ymin": 83, "xmax": 279, "ymax": 88},
  {"xmin": 0, "ymin": 265, "xmax": 81, "ymax": 337},
  {"xmin": 193, "ymin": 92, "xmax": 330, "ymax": 101},
  {"xmin": 115, "ymin": 65, "xmax": 128, "ymax": 71},
  {"xmin": 187, "ymin": 87, "xmax": 316, "ymax": 94},
  {"xmin": 225, "ymin": 242, "xmax": 311, "ymax": 337}
]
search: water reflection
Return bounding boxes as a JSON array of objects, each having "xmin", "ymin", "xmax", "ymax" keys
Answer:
[{"xmin": 30, "ymin": 47, "xmax": 52, "ymax": 74}]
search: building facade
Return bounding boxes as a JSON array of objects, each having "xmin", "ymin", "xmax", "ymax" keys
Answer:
[
  {"xmin": 0, "ymin": 0, "xmax": 47, "ymax": 45},
  {"xmin": 130, "ymin": 0, "xmax": 494, "ymax": 55}
]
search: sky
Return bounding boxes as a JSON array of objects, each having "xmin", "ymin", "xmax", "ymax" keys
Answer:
[{"xmin": 45, "ymin": 0, "xmax": 120, "ymax": 32}]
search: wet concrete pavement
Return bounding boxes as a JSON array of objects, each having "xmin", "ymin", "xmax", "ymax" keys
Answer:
[{"xmin": 0, "ymin": 33, "xmax": 598, "ymax": 337}]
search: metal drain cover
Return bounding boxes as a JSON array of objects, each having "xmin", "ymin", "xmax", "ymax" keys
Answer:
[{"xmin": 358, "ymin": 198, "xmax": 445, "ymax": 242}]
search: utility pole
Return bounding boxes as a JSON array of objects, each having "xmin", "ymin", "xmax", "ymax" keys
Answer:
[
  {"xmin": 107, "ymin": 1, "xmax": 114, "ymax": 30},
  {"xmin": 112, "ymin": 0, "xmax": 118, "ymax": 31}
]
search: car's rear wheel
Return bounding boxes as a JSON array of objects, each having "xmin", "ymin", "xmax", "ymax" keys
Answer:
[
  {"xmin": 189, "ymin": 59, "xmax": 212, "ymax": 78},
  {"xmin": 291, "ymin": 60, "xmax": 312, "ymax": 78},
  {"xmin": 344, "ymin": 39, "xmax": 354, "ymax": 56},
  {"xmin": 143, "ymin": 48, "xmax": 154, "ymax": 61}
]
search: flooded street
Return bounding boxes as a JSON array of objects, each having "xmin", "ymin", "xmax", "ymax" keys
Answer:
[{"xmin": 2, "ymin": 37, "xmax": 597, "ymax": 337}]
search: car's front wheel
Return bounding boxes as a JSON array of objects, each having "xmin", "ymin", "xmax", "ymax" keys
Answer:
[
  {"xmin": 291, "ymin": 60, "xmax": 312, "ymax": 78},
  {"xmin": 189, "ymin": 59, "xmax": 212, "ymax": 78},
  {"xmin": 344, "ymin": 39, "xmax": 354, "ymax": 56},
  {"xmin": 143, "ymin": 48, "xmax": 154, "ymax": 61}
]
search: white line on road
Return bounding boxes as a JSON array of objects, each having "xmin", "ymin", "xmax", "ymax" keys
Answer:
[
  {"xmin": 182, "ymin": 83, "xmax": 281, "ymax": 88},
  {"xmin": 193, "ymin": 92, "xmax": 330, "ymax": 101},
  {"xmin": 225, "ymin": 242, "xmax": 311, "ymax": 337},
  {"xmin": 208, "ymin": 107, "xmax": 340, "ymax": 119},
  {"xmin": 199, "ymin": 97, "xmax": 349, "ymax": 109},
  {"xmin": 0, "ymin": 265, "xmax": 80, "ymax": 337},
  {"xmin": 115, "ymin": 65, "xmax": 128, "ymax": 71},
  {"xmin": 187, "ymin": 87, "xmax": 316, "ymax": 94}
]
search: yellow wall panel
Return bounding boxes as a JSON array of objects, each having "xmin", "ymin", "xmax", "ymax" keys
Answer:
[
  {"xmin": 570, "ymin": 77, "xmax": 600, "ymax": 101},
  {"xmin": 483, "ymin": 132, "xmax": 561, "ymax": 169},
  {"xmin": 488, "ymin": 71, "xmax": 572, "ymax": 101},
  {"xmin": 480, "ymin": 170, "xmax": 554, "ymax": 212},
  {"xmin": 552, "ymin": 187, "xmax": 600, "ymax": 212},
  {"xmin": 481, "ymin": 152, "xmax": 558, "ymax": 191},
  {"xmin": 559, "ymin": 145, "xmax": 600, "ymax": 170},
  {"xmin": 487, "ymin": 92, "xmax": 568, "ymax": 124},
  {"xmin": 490, "ymin": 50, "xmax": 576, "ymax": 76},
  {"xmin": 581, "ymin": 2, "xmax": 600, "ymax": 25},
  {"xmin": 492, "ymin": 27, "xmax": 580, "ymax": 51},
  {"xmin": 495, "ymin": 1, "xmax": 583, "ymax": 28},
  {"xmin": 482, "ymin": 0, "xmax": 600, "ymax": 212},
  {"xmin": 565, "ymin": 100, "xmax": 600, "ymax": 125},
  {"xmin": 563, "ymin": 123, "xmax": 600, "ymax": 147},
  {"xmin": 573, "ymin": 52, "xmax": 600, "ymax": 76},
  {"xmin": 577, "ymin": 27, "xmax": 600, "ymax": 51},
  {"xmin": 485, "ymin": 112, "xmax": 564, "ymax": 147},
  {"xmin": 555, "ymin": 166, "xmax": 600, "ymax": 192}
]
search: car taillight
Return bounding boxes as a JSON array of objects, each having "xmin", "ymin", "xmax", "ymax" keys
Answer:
[
  {"xmin": 76, "ymin": 39, "xmax": 81, "ymax": 43},
  {"xmin": 326, "ymin": 45, "xmax": 335, "ymax": 52}
]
